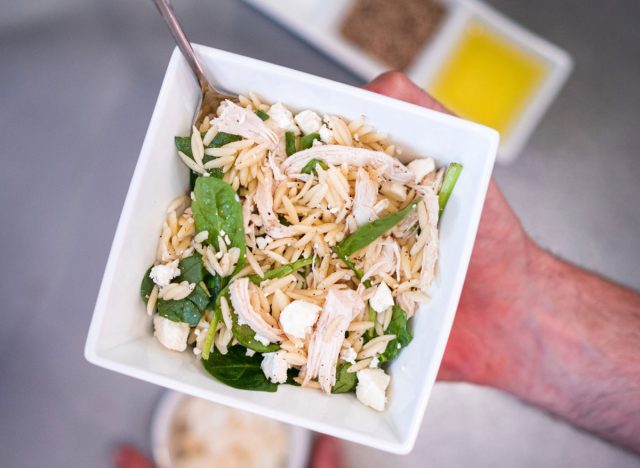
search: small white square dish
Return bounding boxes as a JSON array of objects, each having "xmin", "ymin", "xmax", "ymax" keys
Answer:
[{"xmin": 85, "ymin": 45, "xmax": 498, "ymax": 454}]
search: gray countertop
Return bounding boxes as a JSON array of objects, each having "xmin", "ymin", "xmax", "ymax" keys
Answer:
[{"xmin": 0, "ymin": 1, "xmax": 638, "ymax": 467}]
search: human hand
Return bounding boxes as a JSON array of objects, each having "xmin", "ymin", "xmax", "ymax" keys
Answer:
[{"xmin": 365, "ymin": 72, "xmax": 536, "ymax": 390}]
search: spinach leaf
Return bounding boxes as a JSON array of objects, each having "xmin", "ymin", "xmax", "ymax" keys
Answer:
[
  {"xmin": 332, "ymin": 363, "xmax": 357, "ymax": 394},
  {"xmin": 202, "ymin": 345, "xmax": 278, "ymax": 392},
  {"xmin": 156, "ymin": 285, "xmax": 209, "ymax": 326},
  {"xmin": 176, "ymin": 133, "xmax": 241, "ymax": 167},
  {"xmin": 379, "ymin": 306, "xmax": 412, "ymax": 363},
  {"xmin": 232, "ymin": 315, "xmax": 280, "ymax": 353},
  {"xmin": 211, "ymin": 132, "xmax": 242, "ymax": 148},
  {"xmin": 174, "ymin": 136, "xmax": 192, "ymax": 156},
  {"xmin": 178, "ymin": 255, "xmax": 205, "ymax": 284},
  {"xmin": 191, "ymin": 177, "xmax": 246, "ymax": 277},
  {"xmin": 438, "ymin": 162, "xmax": 463, "ymax": 217},
  {"xmin": 205, "ymin": 274, "xmax": 223, "ymax": 304},
  {"xmin": 255, "ymin": 109, "xmax": 270, "ymax": 121},
  {"xmin": 189, "ymin": 171, "xmax": 198, "ymax": 191},
  {"xmin": 334, "ymin": 200, "xmax": 418, "ymax": 258},
  {"xmin": 285, "ymin": 131, "xmax": 297, "ymax": 156},
  {"xmin": 300, "ymin": 158, "xmax": 329, "ymax": 175},
  {"xmin": 247, "ymin": 257, "xmax": 314, "ymax": 285},
  {"xmin": 299, "ymin": 132, "xmax": 320, "ymax": 150},
  {"xmin": 203, "ymin": 131, "xmax": 242, "ymax": 165},
  {"xmin": 285, "ymin": 368, "xmax": 300, "ymax": 386},
  {"xmin": 140, "ymin": 266, "xmax": 155, "ymax": 303},
  {"xmin": 176, "ymin": 135, "xmax": 222, "ymax": 187}
]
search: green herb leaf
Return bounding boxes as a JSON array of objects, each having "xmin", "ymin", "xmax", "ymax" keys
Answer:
[
  {"xmin": 332, "ymin": 363, "xmax": 357, "ymax": 393},
  {"xmin": 140, "ymin": 266, "xmax": 155, "ymax": 303},
  {"xmin": 178, "ymin": 255, "xmax": 205, "ymax": 284},
  {"xmin": 175, "ymin": 135, "xmax": 225, "ymax": 179},
  {"xmin": 255, "ymin": 109, "xmax": 270, "ymax": 121},
  {"xmin": 205, "ymin": 274, "xmax": 223, "ymax": 304},
  {"xmin": 300, "ymin": 133, "xmax": 320, "ymax": 150},
  {"xmin": 189, "ymin": 171, "xmax": 198, "ymax": 191},
  {"xmin": 211, "ymin": 132, "xmax": 242, "ymax": 148},
  {"xmin": 175, "ymin": 136, "xmax": 192, "ymax": 155},
  {"xmin": 232, "ymin": 318, "xmax": 280, "ymax": 353},
  {"xmin": 192, "ymin": 177, "xmax": 246, "ymax": 277},
  {"xmin": 285, "ymin": 368, "xmax": 300, "ymax": 386},
  {"xmin": 438, "ymin": 163, "xmax": 463, "ymax": 217},
  {"xmin": 156, "ymin": 285, "xmax": 209, "ymax": 326},
  {"xmin": 247, "ymin": 257, "xmax": 314, "ymax": 285},
  {"xmin": 202, "ymin": 346, "xmax": 278, "ymax": 392},
  {"xmin": 285, "ymin": 131, "xmax": 297, "ymax": 157},
  {"xmin": 300, "ymin": 158, "xmax": 329, "ymax": 175},
  {"xmin": 379, "ymin": 306, "xmax": 412, "ymax": 363},
  {"xmin": 334, "ymin": 200, "xmax": 418, "ymax": 258},
  {"xmin": 365, "ymin": 304, "xmax": 377, "ymax": 340}
]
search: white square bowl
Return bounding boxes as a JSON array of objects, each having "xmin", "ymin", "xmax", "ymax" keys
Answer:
[{"xmin": 85, "ymin": 45, "xmax": 498, "ymax": 454}]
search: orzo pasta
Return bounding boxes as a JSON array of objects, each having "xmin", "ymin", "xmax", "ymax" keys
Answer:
[{"xmin": 139, "ymin": 94, "xmax": 462, "ymax": 411}]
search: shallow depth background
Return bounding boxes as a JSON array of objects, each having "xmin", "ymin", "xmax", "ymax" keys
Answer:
[{"xmin": 0, "ymin": 1, "xmax": 638, "ymax": 467}]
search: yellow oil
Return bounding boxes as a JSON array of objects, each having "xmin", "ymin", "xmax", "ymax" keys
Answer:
[{"xmin": 430, "ymin": 21, "xmax": 547, "ymax": 136}]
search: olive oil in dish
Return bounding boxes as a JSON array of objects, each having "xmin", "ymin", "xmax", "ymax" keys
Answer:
[{"xmin": 429, "ymin": 20, "xmax": 548, "ymax": 137}]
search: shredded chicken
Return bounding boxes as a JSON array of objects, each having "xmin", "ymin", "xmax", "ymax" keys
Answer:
[
  {"xmin": 229, "ymin": 278, "xmax": 284, "ymax": 343},
  {"xmin": 418, "ymin": 189, "xmax": 439, "ymax": 290},
  {"xmin": 255, "ymin": 167, "xmax": 297, "ymax": 239},
  {"xmin": 213, "ymin": 101, "xmax": 278, "ymax": 149},
  {"xmin": 394, "ymin": 209, "xmax": 418, "ymax": 238},
  {"xmin": 361, "ymin": 237, "xmax": 401, "ymax": 284},
  {"xmin": 303, "ymin": 288, "xmax": 364, "ymax": 393},
  {"xmin": 396, "ymin": 291, "xmax": 417, "ymax": 317},
  {"xmin": 351, "ymin": 168, "xmax": 379, "ymax": 227},
  {"xmin": 282, "ymin": 145, "xmax": 414, "ymax": 183}
]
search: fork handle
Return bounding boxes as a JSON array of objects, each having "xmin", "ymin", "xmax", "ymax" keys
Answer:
[{"xmin": 151, "ymin": 0, "xmax": 209, "ymax": 89}]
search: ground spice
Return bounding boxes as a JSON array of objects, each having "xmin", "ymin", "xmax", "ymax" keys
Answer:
[{"xmin": 340, "ymin": 0, "xmax": 446, "ymax": 70}]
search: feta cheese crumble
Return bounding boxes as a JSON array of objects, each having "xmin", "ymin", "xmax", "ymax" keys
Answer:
[
  {"xmin": 294, "ymin": 110, "xmax": 322, "ymax": 135},
  {"xmin": 369, "ymin": 282, "xmax": 394, "ymax": 313},
  {"xmin": 319, "ymin": 124, "xmax": 333, "ymax": 143},
  {"xmin": 340, "ymin": 346, "xmax": 357, "ymax": 364},
  {"xmin": 261, "ymin": 351, "xmax": 290, "ymax": 384},
  {"xmin": 153, "ymin": 315, "xmax": 190, "ymax": 352},
  {"xmin": 279, "ymin": 300, "xmax": 321, "ymax": 339},
  {"xmin": 407, "ymin": 157, "xmax": 436, "ymax": 184},
  {"xmin": 149, "ymin": 259, "xmax": 180, "ymax": 287},
  {"xmin": 356, "ymin": 368, "xmax": 390, "ymax": 411},
  {"xmin": 269, "ymin": 103, "xmax": 299, "ymax": 134}
]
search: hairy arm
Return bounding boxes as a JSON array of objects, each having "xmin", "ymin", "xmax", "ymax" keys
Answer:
[{"xmin": 366, "ymin": 72, "xmax": 640, "ymax": 452}]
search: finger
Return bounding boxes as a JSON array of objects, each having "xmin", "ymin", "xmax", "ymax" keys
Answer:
[
  {"xmin": 310, "ymin": 435, "xmax": 343, "ymax": 468},
  {"xmin": 364, "ymin": 71, "xmax": 452, "ymax": 115},
  {"xmin": 113, "ymin": 445, "xmax": 155, "ymax": 468}
]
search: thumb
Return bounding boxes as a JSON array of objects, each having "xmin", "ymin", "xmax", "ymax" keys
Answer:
[
  {"xmin": 310, "ymin": 436, "xmax": 343, "ymax": 468},
  {"xmin": 364, "ymin": 71, "xmax": 452, "ymax": 115}
]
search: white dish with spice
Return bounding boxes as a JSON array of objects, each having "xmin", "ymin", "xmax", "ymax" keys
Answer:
[
  {"xmin": 84, "ymin": 45, "xmax": 497, "ymax": 454},
  {"xmin": 242, "ymin": 0, "xmax": 571, "ymax": 163},
  {"xmin": 151, "ymin": 391, "xmax": 312, "ymax": 468}
]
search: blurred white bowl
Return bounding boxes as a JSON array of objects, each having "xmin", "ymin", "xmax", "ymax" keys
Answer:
[
  {"xmin": 151, "ymin": 391, "xmax": 311, "ymax": 468},
  {"xmin": 85, "ymin": 45, "xmax": 498, "ymax": 454}
]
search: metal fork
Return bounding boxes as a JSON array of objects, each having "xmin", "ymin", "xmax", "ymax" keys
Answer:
[{"xmin": 151, "ymin": 0, "xmax": 236, "ymax": 127}]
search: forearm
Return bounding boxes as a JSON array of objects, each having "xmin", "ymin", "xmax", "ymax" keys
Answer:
[{"xmin": 492, "ymin": 244, "xmax": 640, "ymax": 451}]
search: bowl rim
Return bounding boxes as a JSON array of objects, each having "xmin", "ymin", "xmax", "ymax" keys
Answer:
[{"xmin": 150, "ymin": 390, "xmax": 312, "ymax": 468}]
